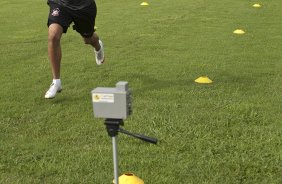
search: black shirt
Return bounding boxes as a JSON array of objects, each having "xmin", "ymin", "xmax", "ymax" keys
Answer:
[{"xmin": 48, "ymin": 0, "xmax": 94, "ymax": 10}]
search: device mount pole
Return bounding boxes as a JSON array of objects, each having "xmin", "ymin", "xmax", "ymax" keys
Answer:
[
  {"xmin": 104, "ymin": 118, "xmax": 157, "ymax": 184},
  {"xmin": 105, "ymin": 119, "xmax": 124, "ymax": 184},
  {"xmin": 112, "ymin": 136, "xmax": 118, "ymax": 184}
]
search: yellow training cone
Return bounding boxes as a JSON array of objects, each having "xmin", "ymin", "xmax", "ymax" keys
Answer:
[
  {"xmin": 113, "ymin": 173, "xmax": 144, "ymax": 184},
  {"xmin": 233, "ymin": 29, "xmax": 245, "ymax": 34},
  {"xmin": 253, "ymin": 4, "xmax": 262, "ymax": 8},
  {"xmin": 140, "ymin": 2, "xmax": 149, "ymax": 6},
  {"xmin": 195, "ymin": 76, "xmax": 213, "ymax": 84}
]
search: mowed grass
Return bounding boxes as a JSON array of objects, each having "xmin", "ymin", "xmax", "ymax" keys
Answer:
[{"xmin": 0, "ymin": 0, "xmax": 281, "ymax": 183}]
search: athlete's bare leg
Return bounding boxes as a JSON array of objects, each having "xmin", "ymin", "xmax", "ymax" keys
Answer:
[{"xmin": 48, "ymin": 23, "xmax": 63, "ymax": 79}]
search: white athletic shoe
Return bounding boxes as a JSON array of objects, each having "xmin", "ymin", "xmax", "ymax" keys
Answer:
[
  {"xmin": 44, "ymin": 82, "xmax": 62, "ymax": 99},
  {"xmin": 94, "ymin": 40, "xmax": 105, "ymax": 65}
]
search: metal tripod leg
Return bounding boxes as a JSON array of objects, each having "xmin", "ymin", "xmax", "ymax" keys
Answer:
[
  {"xmin": 104, "ymin": 118, "xmax": 157, "ymax": 184},
  {"xmin": 112, "ymin": 136, "xmax": 119, "ymax": 184},
  {"xmin": 105, "ymin": 119, "xmax": 123, "ymax": 184}
]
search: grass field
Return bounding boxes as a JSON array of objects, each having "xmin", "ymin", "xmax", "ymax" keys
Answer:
[{"xmin": 0, "ymin": 0, "xmax": 281, "ymax": 183}]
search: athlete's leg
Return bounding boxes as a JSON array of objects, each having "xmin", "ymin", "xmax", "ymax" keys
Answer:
[
  {"xmin": 48, "ymin": 23, "xmax": 63, "ymax": 79},
  {"xmin": 45, "ymin": 23, "xmax": 63, "ymax": 99},
  {"xmin": 83, "ymin": 33, "xmax": 104, "ymax": 65},
  {"xmin": 72, "ymin": 1, "xmax": 104, "ymax": 64},
  {"xmin": 83, "ymin": 32, "xmax": 100, "ymax": 51},
  {"xmin": 45, "ymin": 1, "xmax": 72, "ymax": 98}
]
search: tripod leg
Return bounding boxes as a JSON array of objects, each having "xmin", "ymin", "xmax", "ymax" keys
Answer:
[{"xmin": 112, "ymin": 136, "xmax": 119, "ymax": 184}]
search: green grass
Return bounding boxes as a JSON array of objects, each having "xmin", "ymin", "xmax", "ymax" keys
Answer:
[{"xmin": 0, "ymin": 0, "xmax": 281, "ymax": 183}]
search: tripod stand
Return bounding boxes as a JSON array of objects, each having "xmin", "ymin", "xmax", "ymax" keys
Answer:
[{"xmin": 104, "ymin": 119, "xmax": 158, "ymax": 184}]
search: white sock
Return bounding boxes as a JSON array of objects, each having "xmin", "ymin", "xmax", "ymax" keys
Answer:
[{"xmin": 53, "ymin": 79, "xmax": 61, "ymax": 86}]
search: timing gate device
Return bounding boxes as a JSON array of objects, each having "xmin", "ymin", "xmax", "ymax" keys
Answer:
[{"xmin": 91, "ymin": 81, "xmax": 132, "ymax": 119}]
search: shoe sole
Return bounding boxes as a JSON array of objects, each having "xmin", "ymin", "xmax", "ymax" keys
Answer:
[
  {"xmin": 101, "ymin": 56, "xmax": 105, "ymax": 64},
  {"xmin": 97, "ymin": 56, "xmax": 105, "ymax": 65},
  {"xmin": 45, "ymin": 89, "xmax": 62, "ymax": 99},
  {"xmin": 97, "ymin": 40, "xmax": 105, "ymax": 65}
]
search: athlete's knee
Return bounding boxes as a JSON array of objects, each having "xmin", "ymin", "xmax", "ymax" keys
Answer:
[
  {"xmin": 48, "ymin": 33, "xmax": 61, "ymax": 44},
  {"xmin": 48, "ymin": 24, "xmax": 63, "ymax": 43},
  {"xmin": 83, "ymin": 37, "xmax": 92, "ymax": 44},
  {"xmin": 83, "ymin": 32, "xmax": 99, "ymax": 45}
]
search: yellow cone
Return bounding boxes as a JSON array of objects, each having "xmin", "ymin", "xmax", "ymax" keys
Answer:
[
  {"xmin": 195, "ymin": 76, "xmax": 213, "ymax": 84},
  {"xmin": 233, "ymin": 29, "xmax": 245, "ymax": 34},
  {"xmin": 113, "ymin": 173, "xmax": 144, "ymax": 184},
  {"xmin": 140, "ymin": 2, "xmax": 149, "ymax": 6},
  {"xmin": 253, "ymin": 4, "xmax": 262, "ymax": 8}
]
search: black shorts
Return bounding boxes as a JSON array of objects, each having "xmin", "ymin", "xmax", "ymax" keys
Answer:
[{"xmin": 47, "ymin": 1, "xmax": 97, "ymax": 38}]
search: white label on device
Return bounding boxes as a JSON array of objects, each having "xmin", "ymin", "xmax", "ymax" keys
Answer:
[{"xmin": 92, "ymin": 93, "xmax": 114, "ymax": 103}]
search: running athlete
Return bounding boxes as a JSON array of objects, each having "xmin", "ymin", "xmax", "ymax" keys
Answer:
[{"xmin": 45, "ymin": 0, "xmax": 105, "ymax": 99}]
